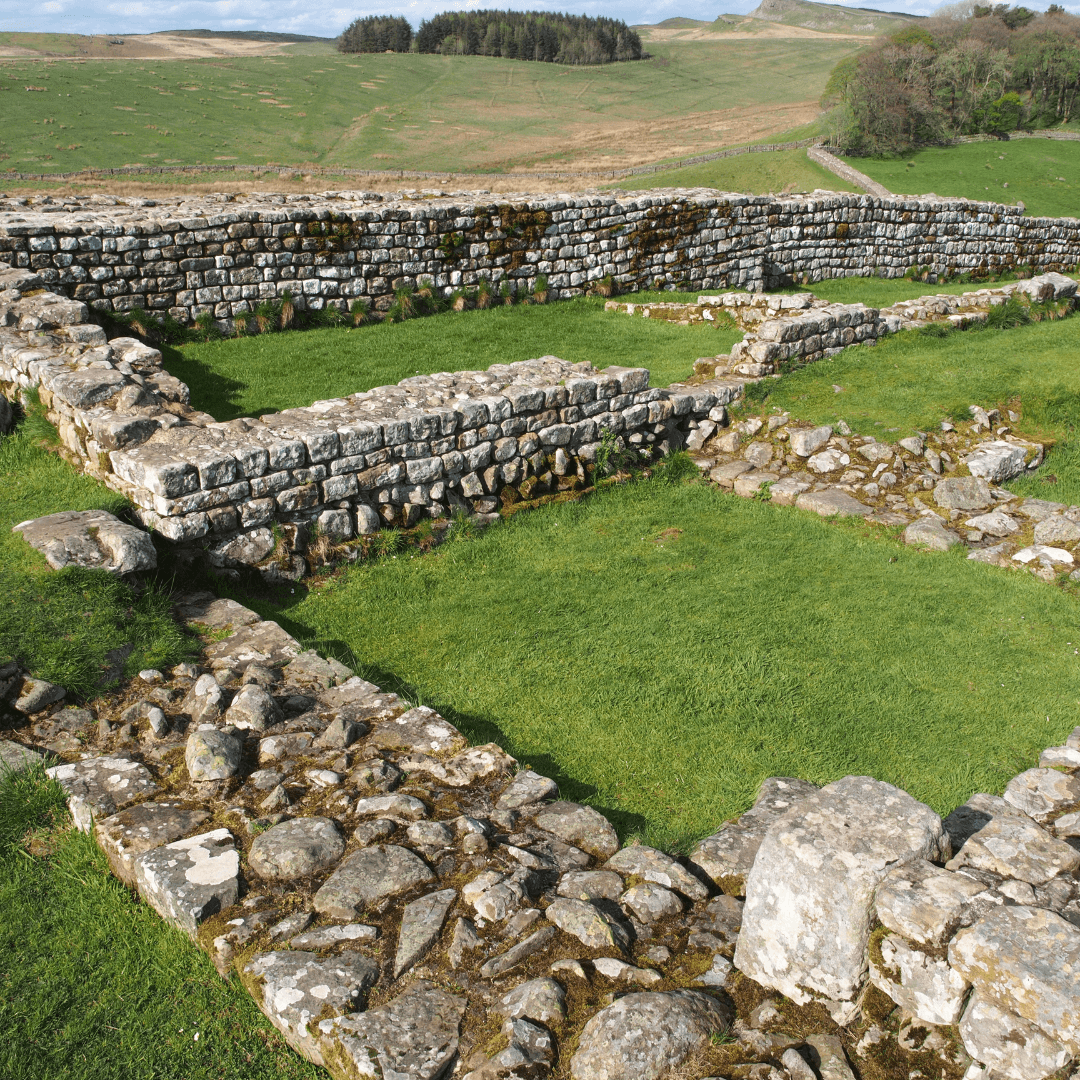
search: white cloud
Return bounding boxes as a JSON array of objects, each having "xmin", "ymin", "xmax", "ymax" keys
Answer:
[{"xmin": 0, "ymin": 0, "xmax": 1075, "ymax": 35}]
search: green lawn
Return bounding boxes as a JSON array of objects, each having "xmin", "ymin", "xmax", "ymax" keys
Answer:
[
  {"xmin": 244, "ymin": 473, "xmax": 1080, "ymax": 851},
  {"xmin": 0, "ymin": 410, "xmax": 192, "ymax": 698},
  {"xmin": 0, "ymin": 766, "xmax": 322, "ymax": 1080},
  {"xmin": 0, "ymin": 37, "xmax": 858, "ymax": 175},
  {"xmin": 612, "ymin": 148, "xmax": 860, "ymax": 196},
  {"xmin": 842, "ymin": 139, "xmax": 1080, "ymax": 220},
  {"xmin": 170, "ymin": 297, "xmax": 743, "ymax": 420},
  {"xmin": 738, "ymin": 314, "xmax": 1080, "ymax": 501}
]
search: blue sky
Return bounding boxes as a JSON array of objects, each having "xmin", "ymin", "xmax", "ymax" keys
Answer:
[{"xmin": 0, "ymin": 0, "xmax": 1074, "ymax": 36}]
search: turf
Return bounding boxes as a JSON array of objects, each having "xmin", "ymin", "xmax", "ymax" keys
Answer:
[
  {"xmin": 736, "ymin": 314, "xmax": 1080, "ymax": 503},
  {"xmin": 0, "ymin": 766, "xmax": 322, "ymax": 1080},
  {"xmin": 0, "ymin": 36, "xmax": 859, "ymax": 174},
  {"xmin": 169, "ymin": 297, "xmax": 744, "ymax": 420},
  {"xmin": 245, "ymin": 472, "xmax": 1080, "ymax": 851},
  {"xmin": 842, "ymin": 140, "xmax": 1080, "ymax": 220},
  {"xmin": 0, "ymin": 410, "xmax": 193, "ymax": 698},
  {"xmin": 611, "ymin": 147, "xmax": 859, "ymax": 196}
]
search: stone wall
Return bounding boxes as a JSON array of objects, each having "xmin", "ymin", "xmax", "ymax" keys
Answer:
[{"xmin": 0, "ymin": 187, "xmax": 1078, "ymax": 326}]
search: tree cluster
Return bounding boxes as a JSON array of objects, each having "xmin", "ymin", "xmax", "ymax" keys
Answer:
[
  {"xmin": 338, "ymin": 15, "xmax": 413, "ymax": 54},
  {"xmin": 823, "ymin": 3, "xmax": 1080, "ymax": 154},
  {"xmin": 414, "ymin": 10, "xmax": 643, "ymax": 64}
]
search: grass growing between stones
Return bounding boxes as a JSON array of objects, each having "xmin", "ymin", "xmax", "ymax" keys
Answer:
[
  {"xmin": 0, "ymin": 765, "xmax": 323, "ymax": 1080},
  {"xmin": 248, "ymin": 474, "xmax": 1080, "ymax": 852},
  {"xmin": 739, "ymin": 315, "xmax": 1080, "ymax": 503},
  {"xmin": 169, "ymin": 297, "xmax": 743, "ymax": 420},
  {"xmin": 0, "ymin": 412, "xmax": 193, "ymax": 699},
  {"xmin": 841, "ymin": 139, "xmax": 1080, "ymax": 220}
]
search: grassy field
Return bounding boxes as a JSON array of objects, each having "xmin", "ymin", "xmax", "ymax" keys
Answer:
[
  {"xmin": 0, "ymin": 409, "xmax": 192, "ymax": 698},
  {"xmin": 0, "ymin": 766, "xmax": 321, "ymax": 1080},
  {"xmin": 740, "ymin": 314, "xmax": 1080, "ymax": 502},
  {"xmin": 246, "ymin": 471, "xmax": 1080, "ymax": 851},
  {"xmin": 0, "ymin": 36, "xmax": 858, "ymax": 175},
  {"xmin": 843, "ymin": 140, "xmax": 1080, "ymax": 220},
  {"xmin": 169, "ymin": 297, "xmax": 743, "ymax": 420}
]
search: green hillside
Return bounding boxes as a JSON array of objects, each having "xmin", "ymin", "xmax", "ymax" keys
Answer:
[{"xmin": 748, "ymin": 0, "xmax": 918, "ymax": 34}]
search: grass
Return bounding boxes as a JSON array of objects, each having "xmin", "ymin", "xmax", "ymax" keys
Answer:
[
  {"xmin": 0, "ymin": 408, "xmax": 193, "ymax": 698},
  {"xmin": 738, "ymin": 313, "xmax": 1080, "ymax": 503},
  {"xmin": 842, "ymin": 140, "xmax": 1080, "ymax": 220},
  {"xmin": 243, "ymin": 471, "xmax": 1080, "ymax": 851},
  {"xmin": 611, "ymin": 147, "xmax": 860, "ymax": 196},
  {"xmin": 0, "ymin": 765, "xmax": 323, "ymax": 1080},
  {"xmin": 169, "ymin": 297, "xmax": 744, "ymax": 420},
  {"xmin": 0, "ymin": 36, "xmax": 859, "ymax": 175}
]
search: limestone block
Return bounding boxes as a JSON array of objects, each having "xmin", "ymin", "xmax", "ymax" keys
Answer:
[
  {"xmin": 869, "ymin": 932, "xmax": 969, "ymax": 1025},
  {"xmin": 13, "ymin": 509, "xmax": 156, "ymax": 574}
]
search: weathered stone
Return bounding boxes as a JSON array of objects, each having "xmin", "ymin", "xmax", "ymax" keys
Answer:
[
  {"xmin": 570, "ymin": 990, "xmax": 733, "ymax": 1080},
  {"xmin": 1003, "ymin": 768, "xmax": 1080, "ymax": 824},
  {"xmin": 546, "ymin": 897, "xmax": 631, "ymax": 951},
  {"xmin": 869, "ymin": 932, "xmax": 969, "ymax": 1025},
  {"xmin": 497, "ymin": 769, "xmax": 559, "ymax": 810},
  {"xmin": 795, "ymin": 489, "xmax": 872, "ymax": 518},
  {"xmin": 942, "ymin": 792, "xmax": 1028, "ymax": 850},
  {"xmin": 283, "ymin": 650, "xmax": 354, "ymax": 690},
  {"xmin": 804, "ymin": 1035, "xmax": 857, "ymax": 1080},
  {"xmin": 448, "ymin": 916, "xmax": 482, "ymax": 969},
  {"xmin": 133, "ymin": 828, "xmax": 240, "ymax": 938},
  {"xmin": 312, "ymin": 715, "xmax": 364, "ymax": 750},
  {"xmin": 174, "ymin": 592, "xmax": 261, "ymax": 630},
  {"xmin": 13, "ymin": 509, "xmax": 156, "ymax": 575},
  {"xmin": 317, "ymin": 983, "xmax": 466, "ymax": 1080},
  {"xmin": 1034, "ymin": 515, "xmax": 1080, "ymax": 546},
  {"xmin": 690, "ymin": 776, "xmax": 819, "ymax": 895},
  {"xmin": 789, "ymin": 426, "xmax": 832, "ymax": 457},
  {"xmin": 248, "ymin": 817, "xmax": 345, "ymax": 881},
  {"xmin": 933, "ymin": 476, "xmax": 993, "ymax": 511},
  {"xmin": 462, "ymin": 869, "xmax": 528, "ymax": 922},
  {"xmin": 244, "ymin": 949, "xmax": 379, "ymax": 1067},
  {"xmin": 479, "ymin": 926, "xmax": 557, "ymax": 978},
  {"xmin": 14, "ymin": 677, "xmax": 66, "ymax": 714},
  {"xmin": 950, "ymin": 905, "xmax": 1080, "ymax": 1056},
  {"xmin": 497, "ymin": 978, "xmax": 567, "ymax": 1025},
  {"xmin": 0, "ymin": 738, "xmax": 44, "ymax": 774},
  {"xmin": 903, "ymin": 516, "xmax": 962, "ymax": 551},
  {"xmin": 964, "ymin": 441, "xmax": 1029, "ymax": 483},
  {"xmin": 399, "ymin": 743, "xmax": 514, "ymax": 787},
  {"xmin": 206, "ymin": 620, "xmax": 302, "ymax": 671},
  {"xmin": 964, "ymin": 510, "xmax": 1019, "ymax": 537},
  {"xmin": 959, "ymin": 992, "xmax": 1071, "ymax": 1080},
  {"xmin": 947, "ymin": 811, "xmax": 1080, "ymax": 884},
  {"xmin": 224, "ymin": 683, "xmax": 282, "ymax": 733},
  {"xmin": 290, "ymin": 923, "xmax": 378, "ymax": 949},
  {"xmin": 313, "ymin": 845, "xmax": 436, "ymax": 918},
  {"xmin": 185, "ymin": 726, "xmax": 242, "ymax": 782},
  {"xmin": 184, "ymin": 673, "xmax": 224, "ymax": 724},
  {"xmin": 354, "ymin": 793, "xmax": 427, "ymax": 820},
  {"xmin": 734, "ymin": 776, "xmax": 949, "ymax": 1004},
  {"xmin": 368, "ymin": 706, "xmax": 466, "ymax": 755},
  {"xmin": 875, "ymin": 859, "xmax": 984, "ymax": 947},
  {"xmin": 605, "ymin": 845, "xmax": 708, "ymax": 902},
  {"xmin": 95, "ymin": 801, "xmax": 211, "ymax": 887},
  {"xmin": 394, "ymin": 888, "xmax": 456, "ymax": 977},
  {"xmin": 621, "ymin": 882, "xmax": 685, "ymax": 922},
  {"xmin": 557, "ymin": 870, "xmax": 625, "ymax": 902},
  {"xmin": 532, "ymin": 801, "xmax": 619, "ymax": 860},
  {"xmin": 593, "ymin": 956, "xmax": 663, "ymax": 986},
  {"xmin": 46, "ymin": 754, "xmax": 158, "ymax": 831}
]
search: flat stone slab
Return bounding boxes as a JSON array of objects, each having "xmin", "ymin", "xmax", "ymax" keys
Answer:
[
  {"xmin": 1003, "ymin": 767, "xmax": 1080, "ymax": 824},
  {"xmin": 317, "ymin": 983, "xmax": 466, "ymax": 1080},
  {"xmin": 734, "ymin": 776, "xmax": 948, "ymax": 1005},
  {"xmin": 933, "ymin": 476, "xmax": 993, "ymax": 511},
  {"xmin": 133, "ymin": 828, "xmax": 240, "ymax": 938},
  {"xmin": 95, "ymin": 801, "xmax": 211, "ymax": 887},
  {"xmin": 950, "ymin": 905, "xmax": 1080, "ymax": 1055},
  {"xmin": 605, "ymin": 845, "xmax": 708, "ymax": 902},
  {"xmin": 367, "ymin": 706, "xmax": 467, "ymax": 755},
  {"xmin": 496, "ymin": 769, "xmax": 559, "ymax": 810},
  {"xmin": 244, "ymin": 950, "xmax": 379, "ymax": 1067},
  {"xmin": 394, "ymin": 888, "xmax": 456, "ymax": 977},
  {"xmin": 875, "ymin": 859, "xmax": 984, "ymax": 947},
  {"xmin": 546, "ymin": 897, "xmax": 631, "ymax": 952},
  {"xmin": 13, "ymin": 509, "xmax": 156, "ymax": 574},
  {"xmin": 570, "ymin": 990, "xmax": 733, "ymax": 1080},
  {"xmin": 903, "ymin": 516, "xmax": 961, "ymax": 552},
  {"xmin": 946, "ymin": 811, "xmax": 1080, "ymax": 885},
  {"xmin": 795, "ymin": 489, "xmax": 872, "ymax": 518},
  {"xmin": 205, "ymin": 620, "xmax": 302, "ymax": 671},
  {"xmin": 313, "ymin": 845, "xmax": 436, "ymax": 919},
  {"xmin": 0, "ymin": 738, "xmax": 45, "ymax": 774},
  {"xmin": 290, "ymin": 923, "xmax": 378, "ymax": 949},
  {"xmin": 689, "ymin": 776, "xmax": 818, "ymax": 895},
  {"xmin": 173, "ymin": 592, "xmax": 261, "ymax": 630},
  {"xmin": 532, "ymin": 800, "xmax": 619, "ymax": 860},
  {"xmin": 46, "ymin": 755, "xmax": 158, "ymax": 832},
  {"xmin": 248, "ymin": 816, "xmax": 345, "ymax": 882}
]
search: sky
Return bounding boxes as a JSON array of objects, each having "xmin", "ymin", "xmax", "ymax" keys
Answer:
[{"xmin": 0, "ymin": 0, "xmax": 1073, "ymax": 37}]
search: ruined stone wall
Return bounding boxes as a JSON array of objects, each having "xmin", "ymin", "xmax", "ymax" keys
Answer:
[{"xmin": 0, "ymin": 188, "xmax": 1077, "ymax": 325}]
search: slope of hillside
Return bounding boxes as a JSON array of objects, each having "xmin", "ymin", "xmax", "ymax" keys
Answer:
[{"xmin": 748, "ymin": 0, "xmax": 919, "ymax": 34}]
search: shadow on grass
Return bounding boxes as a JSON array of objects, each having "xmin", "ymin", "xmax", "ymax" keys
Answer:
[{"xmin": 160, "ymin": 344, "xmax": 252, "ymax": 421}]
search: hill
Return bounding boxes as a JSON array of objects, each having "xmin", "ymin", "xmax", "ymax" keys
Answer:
[
  {"xmin": 747, "ymin": 0, "xmax": 919, "ymax": 34},
  {"xmin": 0, "ymin": 30, "xmax": 334, "ymax": 59}
]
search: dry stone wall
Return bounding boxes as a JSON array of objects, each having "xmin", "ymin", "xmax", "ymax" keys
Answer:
[{"xmin": 0, "ymin": 187, "xmax": 1078, "ymax": 325}]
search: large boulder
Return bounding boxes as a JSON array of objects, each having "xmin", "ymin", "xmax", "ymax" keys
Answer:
[
  {"xmin": 734, "ymin": 776, "xmax": 949, "ymax": 1006},
  {"xmin": 313, "ymin": 845, "xmax": 436, "ymax": 919},
  {"xmin": 569, "ymin": 990, "xmax": 732, "ymax": 1080},
  {"xmin": 248, "ymin": 817, "xmax": 345, "ymax": 881},
  {"xmin": 13, "ymin": 509, "xmax": 156, "ymax": 575}
]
